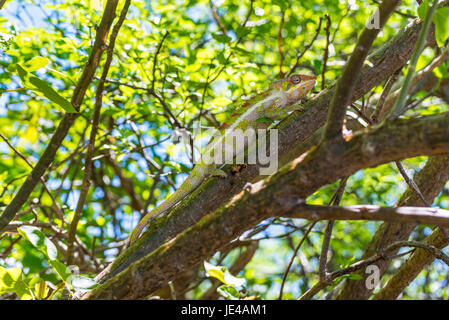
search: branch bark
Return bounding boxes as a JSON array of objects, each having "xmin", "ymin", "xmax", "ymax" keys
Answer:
[{"xmin": 290, "ymin": 204, "xmax": 449, "ymax": 228}]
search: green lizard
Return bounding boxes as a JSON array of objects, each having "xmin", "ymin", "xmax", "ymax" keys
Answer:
[{"xmin": 128, "ymin": 74, "xmax": 316, "ymax": 245}]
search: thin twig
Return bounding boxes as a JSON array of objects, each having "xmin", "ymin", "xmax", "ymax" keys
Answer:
[
  {"xmin": 151, "ymin": 31, "xmax": 169, "ymax": 91},
  {"xmin": 371, "ymin": 67, "xmax": 402, "ymax": 122},
  {"xmin": 395, "ymin": 162, "xmax": 430, "ymax": 206},
  {"xmin": 205, "ymin": 0, "xmax": 254, "ymax": 85},
  {"xmin": 288, "ymin": 17, "xmax": 322, "ymax": 77},
  {"xmin": 279, "ymin": 177, "xmax": 348, "ymax": 300},
  {"xmin": 379, "ymin": 44, "xmax": 449, "ymax": 118},
  {"xmin": 321, "ymin": 14, "xmax": 331, "ymax": 91},
  {"xmin": 350, "ymin": 103, "xmax": 372, "ymax": 125},
  {"xmin": 330, "ymin": 8, "xmax": 349, "ymax": 44},
  {"xmin": 278, "ymin": 10, "xmax": 286, "ymax": 77},
  {"xmin": 372, "ymin": 0, "xmax": 417, "ymax": 18},
  {"xmin": 209, "ymin": 0, "xmax": 227, "ymax": 34},
  {"xmin": 0, "ymin": 88, "xmax": 25, "ymax": 94},
  {"xmin": 318, "ymin": 178, "xmax": 348, "ymax": 283},
  {"xmin": 97, "ymin": 75, "xmax": 182, "ymax": 128},
  {"xmin": 353, "ymin": 102, "xmax": 433, "ymax": 221},
  {"xmin": 0, "ymin": 133, "xmax": 66, "ymax": 226},
  {"xmin": 278, "ymin": 222, "xmax": 315, "ymax": 300}
]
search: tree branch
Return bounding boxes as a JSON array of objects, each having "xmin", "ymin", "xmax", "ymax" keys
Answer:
[
  {"xmin": 83, "ymin": 112, "xmax": 449, "ymax": 299},
  {"xmin": 336, "ymin": 155, "xmax": 449, "ymax": 299},
  {"xmin": 322, "ymin": 0, "xmax": 400, "ymax": 142},
  {"xmin": 374, "ymin": 224, "xmax": 449, "ymax": 299},
  {"xmin": 300, "ymin": 240, "xmax": 449, "ymax": 300},
  {"xmin": 290, "ymin": 204, "xmax": 449, "ymax": 227},
  {"xmin": 67, "ymin": 0, "xmax": 131, "ymax": 265}
]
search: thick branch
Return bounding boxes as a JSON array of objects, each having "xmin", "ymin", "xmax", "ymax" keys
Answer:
[
  {"xmin": 83, "ymin": 113, "xmax": 449, "ymax": 299},
  {"xmin": 290, "ymin": 205, "xmax": 449, "ymax": 227}
]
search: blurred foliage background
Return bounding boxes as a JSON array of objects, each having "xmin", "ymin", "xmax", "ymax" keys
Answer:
[{"xmin": 0, "ymin": 0, "xmax": 448, "ymax": 299}]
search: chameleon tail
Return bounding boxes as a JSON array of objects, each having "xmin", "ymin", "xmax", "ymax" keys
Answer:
[{"xmin": 129, "ymin": 163, "xmax": 214, "ymax": 245}]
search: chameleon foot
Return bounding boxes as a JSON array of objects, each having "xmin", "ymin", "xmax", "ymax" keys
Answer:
[{"xmin": 231, "ymin": 164, "xmax": 247, "ymax": 176}]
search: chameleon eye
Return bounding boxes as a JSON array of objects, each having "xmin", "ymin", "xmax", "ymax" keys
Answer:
[{"xmin": 290, "ymin": 75, "xmax": 302, "ymax": 84}]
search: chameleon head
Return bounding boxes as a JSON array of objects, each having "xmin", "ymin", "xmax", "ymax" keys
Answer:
[
  {"xmin": 269, "ymin": 74, "xmax": 316, "ymax": 113},
  {"xmin": 288, "ymin": 74, "xmax": 317, "ymax": 86},
  {"xmin": 287, "ymin": 74, "xmax": 316, "ymax": 100}
]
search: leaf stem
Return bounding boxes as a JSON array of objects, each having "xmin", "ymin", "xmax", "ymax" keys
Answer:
[{"xmin": 383, "ymin": 0, "xmax": 439, "ymax": 120}]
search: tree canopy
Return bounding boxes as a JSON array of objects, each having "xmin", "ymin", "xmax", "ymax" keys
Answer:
[{"xmin": 0, "ymin": 0, "xmax": 449, "ymax": 300}]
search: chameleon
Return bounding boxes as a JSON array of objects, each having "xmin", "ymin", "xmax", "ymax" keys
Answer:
[{"xmin": 128, "ymin": 74, "xmax": 316, "ymax": 245}]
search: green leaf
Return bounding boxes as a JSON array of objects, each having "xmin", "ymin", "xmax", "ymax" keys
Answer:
[
  {"xmin": 313, "ymin": 59, "xmax": 323, "ymax": 74},
  {"xmin": 333, "ymin": 273, "xmax": 364, "ymax": 286},
  {"xmin": 0, "ymin": 266, "xmax": 22, "ymax": 293},
  {"xmin": 217, "ymin": 285, "xmax": 240, "ymax": 300},
  {"xmin": 46, "ymin": 67, "xmax": 76, "ymax": 85},
  {"xmin": 18, "ymin": 226, "xmax": 74, "ymax": 285},
  {"xmin": 417, "ymin": 0, "xmax": 448, "ymax": 47},
  {"xmin": 50, "ymin": 260, "xmax": 72, "ymax": 283},
  {"xmin": 433, "ymin": 7, "xmax": 449, "ymax": 47},
  {"xmin": 204, "ymin": 261, "xmax": 225, "ymax": 283},
  {"xmin": 23, "ymin": 56, "xmax": 50, "ymax": 72},
  {"xmin": 35, "ymin": 278, "xmax": 48, "ymax": 300},
  {"xmin": 16, "ymin": 64, "xmax": 77, "ymax": 113},
  {"xmin": 204, "ymin": 261, "xmax": 245, "ymax": 286},
  {"xmin": 417, "ymin": 0, "xmax": 429, "ymax": 20},
  {"xmin": 6, "ymin": 63, "xmax": 17, "ymax": 72},
  {"xmin": 217, "ymin": 51, "xmax": 227, "ymax": 64},
  {"xmin": 13, "ymin": 279, "xmax": 34, "ymax": 300},
  {"xmin": 235, "ymin": 26, "xmax": 251, "ymax": 39},
  {"xmin": 212, "ymin": 33, "xmax": 232, "ymax": 43},
  {"xmin": 18, "ymin": 226, "xmax": 58, "ymax": 261},
  {"xmin": 232, "ymin": 45, "xmax": 252, "ymax": 56},
  {"xmin": 212, "ymin": 97, "xmax": 232, "ymax": 106},
  {"xmin": 272, "ymin": 0, "xmax": 288, "ymax": 11},
  {"xmin": 346, "ymin": 273, "xmax": 363, "ymax": 280},
  {"xmin": 71, "ymin": 275, "xmax": 98, "ymax": 291},
  {"xmin": 0, "ymin": 267, "xmax": 33, "ymax": 299},
  {"xmin": 434, "ymin": 61, "xmax": 449, "ymax": 78},
  {"xmin": 223, "ymin": 269, "xmax": 246, "ymax": 287}
]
